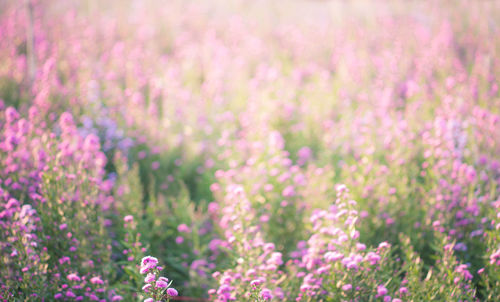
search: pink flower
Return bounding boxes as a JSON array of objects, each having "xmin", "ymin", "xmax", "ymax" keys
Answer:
[
  {"xmin": 140, "ymin": 265, "xmax": 152, "ymax": 274},
  {"xmin": 250, "ymin": 279, "xmax": 262, "ymax": 287},
  {"xmin": 124, "ymin": 215, "xmax": 133, "ymax": 223},
  {"xmin": 90, "ymin": 276, "xmax": 103, "ymax": 285},
  {"xmin": 144, "ymin": 273, "xmax": 156, "ymax": 283},
  {"xmin": 282, "ymin": 185, "xmax": 296, "ymax": 197},
  {"xmin": 342, "ymin": 284, "xmax": 352, "ymax": 291},
  {"xmin": 158, "ymin": 276, "xmax": 169, "ymax": 283},
  {"xmin": 66, "ymin": 291, "xmax": 76, "ymax": 298},
  {"xmin": 156, "ymin": 280, "xmax": 168, "ymax": 288},
  {"xmin": 67, "ymin": 273, "xmax": 81, "ymax": 282},
  {"xmin": 324, "ymin": 251, "xmax": 344, "ymax": 262},
  {"xmin": 356, "ymin": 243, "xmax": 366, "ymax": 251},
  {"xmin": 377, "ymin": 285, "xmax": 388, "ymax": 297},
  {"xmin": 167, "ymin": 288, "xmax": 178, "ymax": 296},
  {"xmin": 5, "ymin": 107, "xmax": 20, "ymax": 123},
  {"xmin": 141, "ymin": 256, "xmax": 159, "ymax": 267},
  {"xmin": 261, "ymin": 288, "xmax": 273, "ymax": 300},
  {"xmin": 151, "ymin": 161, "xmax": 160, "ymax": 170},
  {"xmin": 140, "ymin": 256, "xmax": 158, "ymax": 273},
  {"xmin": 178, "ymin": 224, "xmax": 190, "ymax": 233},
  {"xmin": 378, "ymin": 242, "xmax": 390, "ymax": 249}
]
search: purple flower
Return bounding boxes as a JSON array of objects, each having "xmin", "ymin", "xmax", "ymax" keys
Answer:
[
  {"xmin": 342, "ymin": 284, "xmax": 352, "ymax": 291},
  {"xmin": 178, "ymin": 224, "xmax": 190, "ymax": 233},
  {"xmin": 261, "ymin": 288, "xmax": 273, "ymax": 300},
  {"xmin": 66, "ymin": 290, "xmax": 76, "ymax": 298},
  {"xmin": 140, "ymin": 265, "xmax": 152, "ymax": 274},
  {"xmin": 90, "ymin": 276, "xmax": 104, "ymax": 285},
  {"xmin": 325, "ymin": 251, "xmax": 344, "ymax": 262},
  {"xmin": 144, "ymin": 273, "xmax": 156, "ymax": 283},
  {"xmin": 140, "ymin": 256, "xmax": 159, "ymax": 274},
  {"xmin": 167, "ymin": 288, "xmax": 178, "ymax": 296},
  {"xmin": 282, "ymin": 185, "xmax": 296, "ymax": 197},
  {"xmin": 250, "ymin": 279, "xmax": 262, "ymax": 287},
  {"xmin": 377, "ymin": 285, "xmax": 388, "ymax": 296},
  {"xmin": 67, "ymin": 273, "xmax": 81, "ymax": 282},
  {"xmin": 156, "ymin": 280, "xmax": 168, "ymax": 288},
  {"xmin": 5, "ymin": 107, "xmax": 20, "ymax": 123},
  {"xmin": 141, "ymin": 256, "xmax": 159, "ymax": 267},
  {"xmin": 158, "ymin": 276, "xmax": 169, "ymax": 283}
]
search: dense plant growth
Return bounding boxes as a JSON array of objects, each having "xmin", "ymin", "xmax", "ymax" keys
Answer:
[{"xmin": 1, "ymin": 0, "xmax": 499, "ymax": 301}]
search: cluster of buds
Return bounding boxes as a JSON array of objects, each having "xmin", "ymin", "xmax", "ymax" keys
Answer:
[{"xmin": 140, "ymin": 256, "xmax": 178, "ymax": 302}]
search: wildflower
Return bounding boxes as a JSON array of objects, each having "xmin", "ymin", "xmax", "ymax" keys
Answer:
[
  {"xmin": 356, "ymin": 243, "xmax": 366, "ymax": 251},
  {"xmin": 158, "ymin": 276, "xmax": 169, "ymax": 283},
  {"xmin": 282, "ymin": 185, "xmax": 296, "ymax": 197},
  {"xmin": 342, "ymin": 284, "xmax": 352, "ymax": 291},
  {"xmin": 156, "ymin": 280, "xmax": 168, "ymax": 288},
  {"xmin": 5, "ymin": 107, "xmax": 20, "ymax": 123},
  {"xmin": 90, "ymin": 276, "xmax": 104, "ymax": 285},
  {"xmin": 141, "ymin": 256, "xmax": 159, "ymax": 267},
  {"xmin": 144, "ymin": 273, "xmax": 156, "ymax": 283},
  {"xmin": 124, "ymin": 215, "xmax": 133, "ymax": 223},
  {"xmin": 377, "ymin": 285, "xmax": 388, "ymax": 296},
  {"xmin": 261, "ymin": 288, "xmax": 273, "ymax": 300},
  {"xmin": 67, "ymin": 273, "xmax": 81, "ymax": 282},
  {"xmin": 378, "ymin": 242, "xmax": 390, "ymax": 249},
  {"xmin": 178, "ymin": 224, "xmax": 190, "ymax": 233},
  {"xmin": 140, "ymin": 266, "xmax": 152, "ymax": 274},
  {"xmin": 167, "ymin": 288, "xmax": 178, "ymax": 296},
  {"xmin": 66, "ymin": 290, "xmax": 76, "ymax": 298},
  {"xmin": 250, "ymin": 279, "xmax": 262, "ymax": 287},
  {"xmin": 325, "ymin": 251, "xmax": 343, "ymax": 262}
]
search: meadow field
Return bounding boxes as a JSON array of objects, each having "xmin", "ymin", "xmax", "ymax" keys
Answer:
[{"xmin": 0, "ymin": 0, "xmax": 499, "ymax": 301}]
